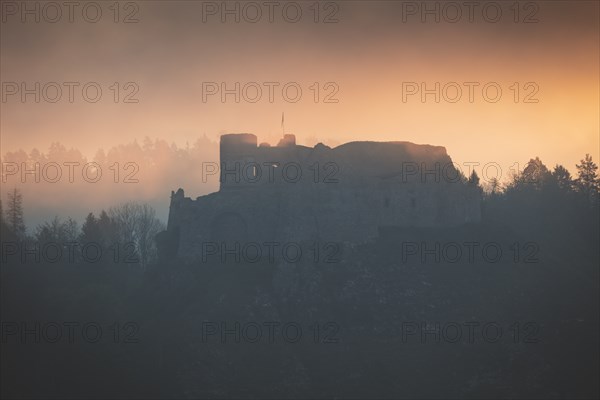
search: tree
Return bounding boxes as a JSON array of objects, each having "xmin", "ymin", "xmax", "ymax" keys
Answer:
[
  {"xmin": 134, "ymin": 203, "xmax": 165, "ymax": 269},
  {"xmin": 468, "ymin": 170, "xmax": 480, "ymax": 187},
  {"xmin": 109, "ymin": 202, "xmax": 165, "ymax": 269},
  {"xmin": 0, "ymin": 199, "xmax": 12, "ymax": 240},
  {"xmin": 35, "ymin": 216, "xmax": 64, "ymax": 243},
  {"xmin": 81, "ymin": 212, "xmax": 101, "ymax": 243},
  {"xmin": 109, "ymin": 202, "xmax": 139, "ymax": 245},
  {"xmin": 505, "ymin": 157, "xmax": 551, "ymax": 195},
  {"xmin": 575, "ymin": 154, "xmax": 599, "ymax": 204},
  {"xmin": 35, "ymin": 216, "xmax": 78, "ymax": 243},
  {"xmin": 6, "ymin": 188, "xmax": 25, "ymax": 239},
  {"xmin": 97, "ymin": 210, "xmax": 117, "ymax": 245},
  {"xmin": 63, "ymin": 217, "xmax": 79, "ymax": 242},
  {"xmin": 489, "ymin": 177, "xmax": 500, "ymax": 195},
  {"xmin": 522, "ymin": 157, "xmax": 550, "ymax": 189},
  {"xmin": 550, "ymin": 164, "xmax": 573, "ymax": 192}
]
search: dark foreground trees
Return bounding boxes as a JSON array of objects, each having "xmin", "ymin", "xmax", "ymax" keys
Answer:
[{"xmin": 1, "ymin": 154, "xmax": 598, "ymax": 399}]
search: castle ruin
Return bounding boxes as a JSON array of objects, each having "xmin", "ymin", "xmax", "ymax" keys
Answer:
[{"xmin": 160, "ymin": 133, "xmax": 481, "ymax": 262}]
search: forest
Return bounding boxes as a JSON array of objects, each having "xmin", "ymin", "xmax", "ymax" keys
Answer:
[{"xmin": 1, "ymin": 152, "xmax": 598, "ymax": 398}]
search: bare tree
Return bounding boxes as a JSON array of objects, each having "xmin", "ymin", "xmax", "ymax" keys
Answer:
[
  {"xmin": 109, "ymin": 202, "xmax": 165, "ymax": 269},
  {"xmin": 35, "ymin": 216, "xmax": 79, "ymax": 242}
]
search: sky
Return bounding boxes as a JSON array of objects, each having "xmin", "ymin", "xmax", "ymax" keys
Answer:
[{"xmin": 1, "ymin": 0, "xmax": 599, "ymax": 223}]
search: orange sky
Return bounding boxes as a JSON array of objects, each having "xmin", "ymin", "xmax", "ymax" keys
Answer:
[{"xmin": 1, "ymin": 0, "xmax": 599, "ymax": 177}]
